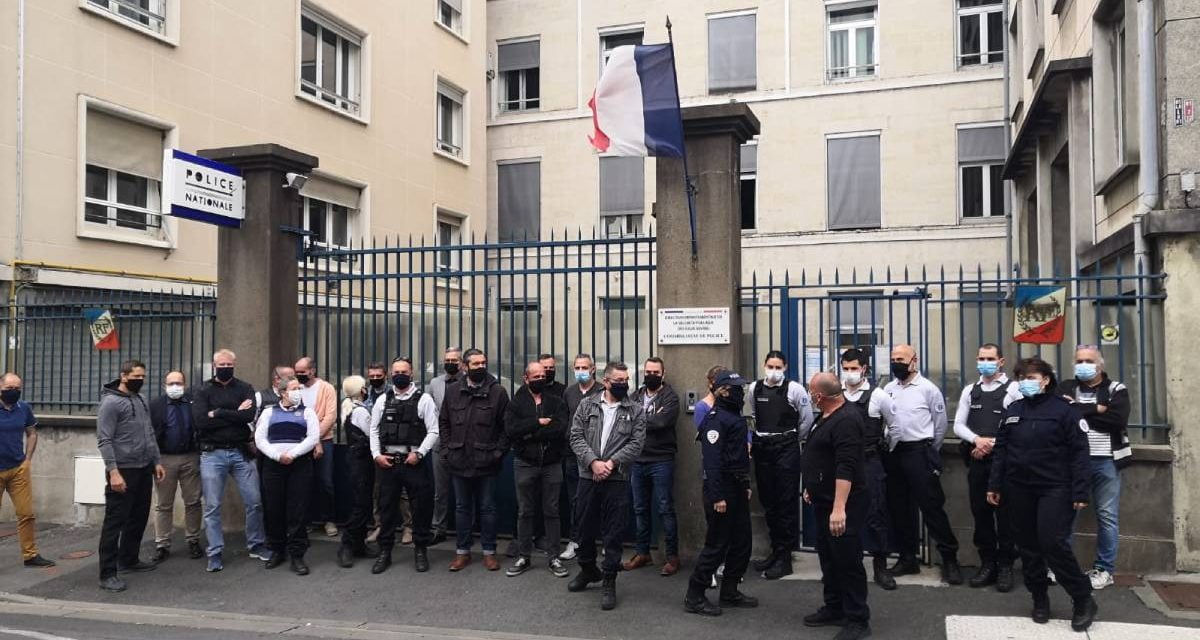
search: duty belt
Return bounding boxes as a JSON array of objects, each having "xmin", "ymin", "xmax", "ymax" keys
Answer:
[{"xmin": 753, "ymin": 429, "xmax": 798, "ymax": 438}]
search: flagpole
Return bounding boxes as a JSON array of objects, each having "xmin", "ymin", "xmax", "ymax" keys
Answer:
[{"xmin": 666, "ymin": 16, "xmax": 698, "ymax": 258}]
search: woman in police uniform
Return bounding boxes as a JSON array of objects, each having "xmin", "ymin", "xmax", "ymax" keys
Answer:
[{"xmin": 986, "ymin": 357, "xmax": 1097, "ymax": 632}]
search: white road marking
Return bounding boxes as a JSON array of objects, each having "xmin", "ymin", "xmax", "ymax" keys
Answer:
[
  {"xmin": 0, "ymin": 628, "xmax": 80, "ymax": 640},
  {"xmin": 945, "ymin": 615, "xmax": 1200, "ymax": 639}
]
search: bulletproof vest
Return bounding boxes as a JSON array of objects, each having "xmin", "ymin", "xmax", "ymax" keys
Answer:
[
  {"xmin": 847, "ymin": 388, "xmax": 884, "ymax": 454},
  {"xmin": 344, "ymin": 402, "xmax": 369, "ymax": 449},
  {"xmin": 379, "ymin": 389, "xmax": 426, "ymax": 447},
  {"xmin": 966, "ymin": 382, "xmax": 1009, "ymax": 438},
  {"xmin": 753, "ymin": 380, "xmax": 799, "ymax": 433},
  {"xmin": 266, "ymin": 405, "xmax": 308, "ymax": 444}
]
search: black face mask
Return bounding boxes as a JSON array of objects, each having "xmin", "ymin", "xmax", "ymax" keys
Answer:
[
  {"xmin": 295, "ymin": 373, "xmax": 311, "ymax": 385},
  {"xmin": 444, "ymin": 363, "xmax": 460, "ymax": 376},
  {"xmin": 125, "ymin": 378, "xmax": 144, "ymax": 394},
  {"xmin": 392, "ymin": 373, "xmax": 412, "ymax": 389},
  {"xmin": 215, "ymin": 367, "xmax": 234, "ymax": 382},
  {"xmin": 643, "ymin": 374, "xmax": 663, "ymax": 391},
  {"xmin": 608, "ymin": 382, "xmax": 629, "ymax": 400},
  {"xmin": 0, "ymin": 389, "xmax": 21, "ymax": 405},
  {"xmin": 889, "ymin": 362, "xmax": 912, "ymax": 381},
  {"xmin": 369, "ymin": 377, "xmax": 386, "ymax": 389},
  {"xmin": 717, "ymin": 388, "xmax": 744, "ymax": 410},
  {"xmin": 528, "ymin": 379, "xmax": 548, "ymax": 394},
  {"xmin": 467, "ymin": 368, "xmax": 488, "ymax": 384},
  {"xmin": 543, "ymin": 368, "xmax": 556, "ymax": 382}
]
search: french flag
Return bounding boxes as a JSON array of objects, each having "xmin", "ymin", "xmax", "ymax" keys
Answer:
[{"xmin": 589, "ymin": 44, "xmax": 684, "ymax": 157}]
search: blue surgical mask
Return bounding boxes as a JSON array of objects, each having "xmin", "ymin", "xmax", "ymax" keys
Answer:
[
  {"xmin": 1018, "ymin": 379, "xmax": 1042, "ymax": 398},
  {"xmin": 976, "ymin": 361, "xmax": 999, "ymax": 377},
  {"xmin": 575, "ymin": 371, "xmax": 591, "ymax": 384},
  {"xmin": 1074, "ymin": 363, "xmax": 1098, "ymax": 381}
]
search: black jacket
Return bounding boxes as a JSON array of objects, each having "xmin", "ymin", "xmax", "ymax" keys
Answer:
[
  {"xmin": 543, "ymin": 379, "xmax": 567, "ymax": 399},
  {"xmin": 505, "ymin": 385, "xmax": 570, "ymax": 466},
  {"xmin": 631, "ymin": 383, "xmax": 681, "ymax": 462},
  {"xmin": 150, "ymin": 392, "xmax": 196, "ymax": 455},
  {"xmin": 192, "ymin": 377, "xmax": 256, "ymax": 448},
  {"xmin": 697, "ymin": 401, "xmax": 751, "ymax": 504},
  {"xmin": 1056, "ymin": 374, "xmax": 1132, "ymax": 469},
  {"xmin": 800, "ymin": 402, "xmax": 865, "ymax": 507},
  {"xmin": 439, "ymin": 373, "xmax": 510, "ymax": 477},
  {"xmin": 988, "ymin": 393, "xmax": 1090, "ymax": 502}
]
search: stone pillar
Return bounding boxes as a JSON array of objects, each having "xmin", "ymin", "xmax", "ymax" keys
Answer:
[
  {"xmin": 655, "ymin": 104, "xmax": 759, "ymax": 558},
  {"xmin": 1162, "ymin": 233, "xmax": 1200, "ymax": 571},
  {"xmin": 198, "ymin": 144, "xmax": 318, "ymax": 389}
]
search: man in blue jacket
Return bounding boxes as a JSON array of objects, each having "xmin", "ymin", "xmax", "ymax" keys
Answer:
[{"xmin": 149, "ymin": 370, "xmax": 203, "ymax": 563}]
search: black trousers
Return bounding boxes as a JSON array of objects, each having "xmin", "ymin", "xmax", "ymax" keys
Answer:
[
  {"xmin": 968, "ymin": 455, "xmax": 1013, "ymax": 565},
  {"xmin": 884, "ymin": 442, "xmax": 959, "ymax": 559},
  {"xmin": 98, "ymin": 465, "xmax": 154, "ymax": 580},
  {"xmin": 1007, "ymin": 484, "xmax": 1092, "ymax": 601},
  {"xmin": 563, "ymin": 454, "xmax": 580, "ymax": 541},
  {"xmin": 815, "ymin": 500, "xmax": 870, "ymax": 624},
  {"xmin": 752, "ymin": 436, "xmax": 801, "ymax": 553},
  {"xmin": 341, "ymin": 444, "xmax": 375, "ymax": 549},
  {"xmin": 689, "ymin": 475, "xmax": 752, "ymax": 592},
  {"xmin": 575, "ymin": 478, "xmax": 630, "ymax": 574},
  {"xmin": 378, "ymin": 456, "xmax": 434, "ymax": 549},
  {"xmin": 262, "ymin": 454, "xmax": 313, "ymax": 558},
  {"xmin": 861, "ymin": 452, "xmax": 890, "ymax": 556}
]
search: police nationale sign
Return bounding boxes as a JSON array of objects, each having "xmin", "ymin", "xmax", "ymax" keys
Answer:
[
  {"xmin": 658, "ymin": 307, "xmax": 730, "ymax": 345},
  {"xmin": 162, "ymin": 149, "xmax": 245, "ymax": 228}
]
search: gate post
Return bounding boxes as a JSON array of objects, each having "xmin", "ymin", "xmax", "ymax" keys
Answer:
[
  {"xmin": 197, "ymin": 144, "xmax": 317, "ymax": 389},
  {"xmin": 655, "ymin": 104, "xmax": 759, "ymax": 558}
]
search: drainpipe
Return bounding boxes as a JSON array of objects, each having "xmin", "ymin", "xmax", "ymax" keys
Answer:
[
  {"xmin": 1133, "ymin": 0, "xmax": 1158, "ymax": 270},
  {"xmin": 1002, "ymin": 0, "xmax": 1014, "ymax": 279},
  {"xmin": 15, "ymin": 0, "xmax": 25, "ymax": 262}
]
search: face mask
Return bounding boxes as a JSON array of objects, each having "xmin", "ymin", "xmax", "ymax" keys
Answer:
[
  {"xmin": 369, "ymin": 377, "xmax": 386, "ymax": 389},
  {"xmin": 295, "ymin": 373, "xmax": 310, "ymax": 385},
  {"xmin": 528, "ymin": 379, "xmax": 547, "ymax": 394},
  {"xmin": 0, "ymin": 389, "xmax": 21, "ymax": 405},
  {"xmin": 608, "ymin": 382, "xmax": 629, "ymax": 400},
  {"xmin": 841, "ymin": 371, "xmax": 863, "ymax": 387},
  {"xmin": 718, "ymin": 387, "xmax": 745, "ymax": 410},
  {"xmin": 287, "ymin": 389, "xmax": 303, "ymax": 405},
  {"xmin": 889, "ymin": 361, "xmax": 912, "ymax": 381},
  {"xmin": 165, "ymin": 384, "xmax": 185, "ymax": 400},
  {"xmin": 215, "ymin": 367, "xmax": 234, "ymax": 382},
  {"xmin": 977, "ymin": 361, "xmax": 999, "ymax": 377},
  {"xmin": 575, "ymin": 370, "xmax": 592, "ymax": 384},
  {"xmin": 764, "ymin": 368, "xmax": 785, "ymax": 384},
  {"xmin": 392, "ymin": 373, "xmax": 412, "ymax": 388},
  {"xmin": 1074, "ymin": 363, "xmax": 1098, "ymax": 381},
  {"xmin": 467, "ymin": 368, "xmax": 488, "ymax": 384},
  {"xmin": 125, "ymin": 378, "xmax": 144, "ymax": 394},
  {"xmin": 643, "ymin": 374, "xmax": 663, "ymax": 391},
  {"xmin": 1018, "ymin": 379, "xmax": 1043, "ymax": 398},
  {"xmin": 444, "ymin": 363, "xmax": 460, "ymax": 376},
  {"xmin": 543, "ymin": 368, "xmax": 556, "ymax": 382}
]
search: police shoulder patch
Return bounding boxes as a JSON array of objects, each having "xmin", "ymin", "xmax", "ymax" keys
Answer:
[
  {"xmin": 706, "ymin": 429, "xmax": 720, "ymax": 444},
  {"xmin": 1079, "ymin": 419, "xmax": 1090, "ymax": 433},
  {"xmin": 1004, "ymin": 416, "xmax": 1020, "ymax": 424}
]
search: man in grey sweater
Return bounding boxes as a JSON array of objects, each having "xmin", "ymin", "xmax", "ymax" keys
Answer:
[{"xmin": 96, "ymin": 359, "xmax": 164, "ymax": 593}]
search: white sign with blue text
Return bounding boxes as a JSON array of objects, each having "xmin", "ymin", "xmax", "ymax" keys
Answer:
[{"xmin": 162, "ymin": 149, "xmax": 246, "ymax": 228}]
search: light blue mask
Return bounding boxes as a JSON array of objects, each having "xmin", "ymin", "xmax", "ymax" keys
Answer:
[
  {"xmin": 976, "ymin": 361, "xmax": 999, "ymax": 377},
  {"xmin": 1018, "ymin": 379, "xmax": 1042, "ymax": 398},
  {"xmin": 575, "ymin": 371, "xmax": 592, "ymax": 384},
  {"xmin": 1074, "ymin": 363, "xmax": 1098, "ymax": 381}
]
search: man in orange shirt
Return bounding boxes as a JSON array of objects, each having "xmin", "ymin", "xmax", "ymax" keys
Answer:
[{"xmin": 295, "ymin": 357, "xmax": 338, "ymax": 537}]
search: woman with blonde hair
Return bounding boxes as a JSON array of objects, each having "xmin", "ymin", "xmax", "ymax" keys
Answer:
[{"xmin": 337, "ymin": 374, "xmax": 374, "ymax": 567}]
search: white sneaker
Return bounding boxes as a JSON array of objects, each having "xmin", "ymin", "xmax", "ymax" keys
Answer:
[
  {"xmin": 1047, "ymin": 569, "xmax": 1057, "ymax": 584},
  {"xmin": 1088, "ymin": 569, "xmax": 1114, "ymax": 590},
  {"xmin": 558, "ymin": 541, "xmax": 578, "ymax": 561}
]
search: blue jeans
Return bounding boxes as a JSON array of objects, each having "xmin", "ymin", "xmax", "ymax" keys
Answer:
[
  {"xmin": 200, "ymin": 448, "xmax": 265, "ymax": 557},
  {"xmin": 309, "ymin": 440, "xmax": 335, "ymax": 523},
  {"xmin": 1089, "ymin": 457, "xmax": 1121, "ymax": 573},
  {"xmin": 630, "ymin": 460, "xmax": 678, "ymax": 556},
  {"xmin": 452, "ymin": 474, "xmax": 497, "ymax": 553}
]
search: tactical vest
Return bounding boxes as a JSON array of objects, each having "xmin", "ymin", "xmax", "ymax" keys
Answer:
[
  {"xmin": 379, "ymin": 389, "xmax": 426, "ymax": 447},
  {"xmin": 344, "ymin": 402, "xmax": 369, "ymax": 450},
  {"xmin": 753, "ymin": 380, "xmax": 799, "ymax": 434},
  {"xmin": 847, "ymin": 388, "xmax": 884, "ymax": 455},
  {"xmin": 966, "ymin": 382, "xmax": 1009, "ymax": 438},
  {"xmin": 266, "ymin": 405, "xmax": 308, "ymax": 444}
]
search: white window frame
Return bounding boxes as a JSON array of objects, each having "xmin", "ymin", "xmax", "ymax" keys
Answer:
[
  {"xmin": 825, "ymin": 1, "xmax": 879, "ymax": 81},
  {"xmin": 301, "ymin": 197, "xmax": 355, "ymax": 250},
  {"xmin": 956, "ymin": 122, "xmax": 1006, "ymax": 221},
  {"xmin": 435, "ymin": 0, "xmax": 467, "ymax": 41},
  {"xmin": 76, "ymin": 96, "xmax": 178, "ymax": 249},
  {"xmin": 497, "ymin": 36, "xmax": 541, "ymax": 113},
  {"xmin": 435, "ymin": 77, "xmax": 468, "ymax": 164},
  {"xmin": 84, "ymin": 165, "xmax": 163, "ymax": 232},
  {"xmin": 956, "ymin": 0, "xmax": 1005, "ymax": 67},
  {"xmin": 79, "ymin": 0, "xmax": 179, "ymax": 45},
  {"xmin": 599, "ymin": 25, "xmax": 645, "ymax": 76},
  {"xmin": 435, "ymin": 211, "xmax": 465, "ymax": 273},
  {"xmin": 297, "ymin": 3, "xmax": 367, "ymax": 122},
  {"xmin": 705, "ymin": 10, "xmax": 758, "ymax": 93}
]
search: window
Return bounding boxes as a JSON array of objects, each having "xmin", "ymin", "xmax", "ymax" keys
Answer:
[
  {"xmin": 740, "ymin": 142, "xmax": 757, "ymax": 230},
  {"xmin": 437, "ymin": 0, "xmax": 463, "ymax": 34},
  {"xmin": 707, "ymin": 13, "xmax": 756, "ymax": 92},
  {"xmin": 299, "ymin": 8, "xmax": 363, "ymax": 116},
  {"xmin": 83, "ymin": 108, "xmax": 166, "ymax": 235},
  {"xmin": 498, "ymin": 160, "xmax": 541, "ymax": 241},
  {"xmin": 826, "ymin": 134, "xmax": 881, "ymax": 230},
  {"xmin": 829, "ymin": 293, "xmax": 885, "ymax": 353},
  {"xmin": 600, "ymin": 296, "xmax": 647, "ymax": 368},
  {"xmin": 600, "ymin": 29, "xmax": 643, "ymax": 74},
  {"xmin": 1094, "ymin": 2, "xmax": 1131, "ymax": 181},
  {"xmin": 958, "ymin": 0, "xmax": 1004, "ymax": 66},
  {"xmin": 826, "ymin": 2, "xmax": 877, "ymax": 80},
  {"xmin": 957, "ymin": 125, "xmax": 1006, "ymax": 219},
  {"xmin": 498, "ymin": 40, "xmax": 540, "ymax": 112},
  {"xmin": 299, "ymin": 175, "xmax": 362, "ymax": 249},
  {"xmin": 436, "ymin": 214, "xmax": 464, "ymax": 272},
  {"xmin": 599, "ymin": 156, "xmax": 644, "ymax": 237},
  {"xmin": 1024, "ymin": 190, "xmax": 1040, "ymax": 276},
  {"xmin": 85, "ymin": 0, "xmax": 167, "ymax": 35},
  {"xmin": 437, "ymin": 81, "xmax": 465, "ymax": 158}
]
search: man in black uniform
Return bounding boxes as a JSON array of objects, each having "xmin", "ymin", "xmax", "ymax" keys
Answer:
[
  {"xmin": 684, "ymin": 371, "xmax": 757, "ymax": 617},
  {"xmin": 802, "ymin": 372, "xmax": 870, "ymax": 640}
]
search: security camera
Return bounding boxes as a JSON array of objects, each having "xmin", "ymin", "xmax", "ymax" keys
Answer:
[{"xmin": 283, "ymin": 172, "xmax": 308, "ymax": 190}]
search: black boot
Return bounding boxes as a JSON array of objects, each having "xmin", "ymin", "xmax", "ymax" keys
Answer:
[
  {"xmin": 752, "ymin": 549, "xmax": 779, "ymax": 573},
  {"xmin": 872, "ymin": 556, "xmax": 896, "ymax": 590},
  {"xmin": 941, "ymin": 557, "xmax": 963, "ymax": 585},
  {"xmin": 969, "ymin": 561, "xmax": 997, "ymax": 588},
  {"xmin": 719, "ymin": 582, "xmax": 758, "ymax": 608},
  {"xmin": 995, "ymin": 564, "xmax": 1014, "ymax": 593},
  {"xmin": 763, "ymin": 553, "xmax": 793, "ymax": 579},
  {"xmin": 337, "ymin": 545, "xmax": 354, "ymax": 569},
  {"xmin": 568, "ymin": 563, "xmax": 602, "ymax": 592},
  {"xmin": 600, "ymin": 572, "xmax": 617, "ymax": 611},
  {"xmin": 372, "ymin": 550, "xmax": 392, "ymax": 575},
  {"xmin": 264, "ymin": 552, "xmax": 287, "ymax": 570},
  {"xmin": 684, "ymin": 582, "xmax": 722, "ymax": 616},
  {"xmin": 414, "ymin": 547, "xmax": 429, "ymax": 573},
  {"xmin": 1031, "ymin": 592, "xmax": 1051, "ymax": 624},
  {"xmin": 889, "ymin": 556, "xmax": 921, "ymax": 576},
  {"xmin": 290, "ymin": 556, "xmax": 309, "ymax": 576},
  {"xmin": 1071, "ymin": 596, "xmax": 1098, "ymax": 632}
]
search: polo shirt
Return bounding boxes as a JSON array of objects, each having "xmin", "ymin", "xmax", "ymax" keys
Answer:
[{"xmin": 0, "ymin": 400, "xmax": 36, "ymax": 471}]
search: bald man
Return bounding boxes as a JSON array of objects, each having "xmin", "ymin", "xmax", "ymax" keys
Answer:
[{"xmin": 882, "ymin": 345, "xmax": 961, "ymax": 585}]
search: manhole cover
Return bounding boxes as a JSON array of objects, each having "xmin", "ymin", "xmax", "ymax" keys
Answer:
[
  {"xmin": 60, "ymin": 550, "xmax": 93, "ymax": 560},
  {"xmin": 1150, "ymin": 580, "xmax": 1200, "ymax": 611}
]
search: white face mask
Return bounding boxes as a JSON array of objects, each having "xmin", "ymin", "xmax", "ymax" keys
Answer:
[
  {"xmin": 165, "ymin": 384, "xmax": 185, "ymax": 400},
  {"xmin": 287, "ymin": 389, "xmax": 303, "ymax": 405},
  {"xmin": 841, "ymin": 371, "xmax": 863, "ymax": 387},
  {"xmin": 764, "ymin": 368, "xmax": 785, "ymax": 383}
]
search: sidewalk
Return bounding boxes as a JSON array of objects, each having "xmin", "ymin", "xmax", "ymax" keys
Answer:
[{"xmin": 3, "ymin": 524, "xmax": 1199, "ymax": 640}]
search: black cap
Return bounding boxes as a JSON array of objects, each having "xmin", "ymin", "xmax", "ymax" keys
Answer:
[{"xmin": 712, "ymin": 370, "xmax": 749, "ymax": 388}]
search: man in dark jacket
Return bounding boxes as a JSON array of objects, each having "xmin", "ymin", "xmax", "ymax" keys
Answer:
[
  {"xmin": 193, "ymin": 348, "xmax": 270, "ymax": 572},
  {"xmin": 624, "ymin": 357, "xmax": 682, "ymax": 576},
  {"xmin": 538, "ymin": 353, "xmax": 567, "ymax": 398},
  {"xmin": 505, "ymin": 361, "xmax": 570, "ymax": 578},
  {"xmin": 440, "ymin": 348, "xmax": 509, "ymax": 572},
  {"xmin": 149, "ymin": 370, "xmax": 202, "ymax": 563}
]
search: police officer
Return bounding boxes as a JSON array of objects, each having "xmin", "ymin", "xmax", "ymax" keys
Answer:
[
  {"xmin": 952, "ymin": 343, "xmax": 1021, "ymax": 591},
  {"xmin": 684, "ymin": 370, "xmax": 756, "ymax": 617},
  {"xmin": 747, "ymin": 350, "xmax": 813, "ymax": 579},
  {"xmin": 988, "ymin": 357, "xmax": 1097, "ymax": 631},
  {"xmin": 254, "ymin": 377, "xmax": 320, "ymax": 575},
  {"xmin": 369, "ymin": 357, "xmax": 439, "ymax": 574},
  {"xmin": 338, "ymin": 375, "xmax": 374, "ymax": 568},
  {"xmin": 839, "ymin": 348, "xmax": 896, "ymax": 590}
]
